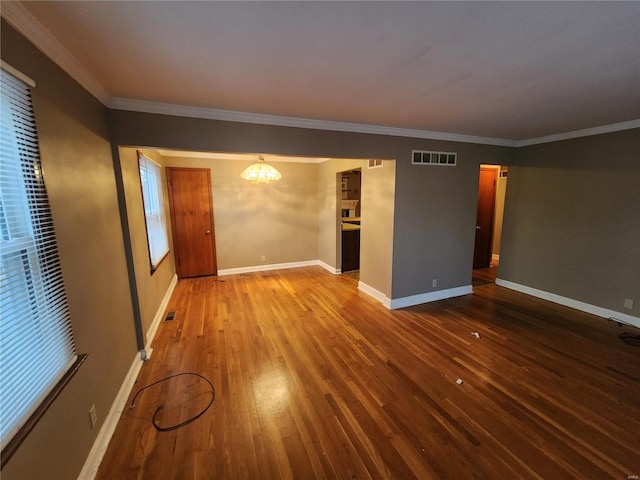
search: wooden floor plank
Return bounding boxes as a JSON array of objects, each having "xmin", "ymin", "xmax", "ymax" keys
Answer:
[{"xmin": 96, "ymin": 266, "xmax": 640, "ymax": 479}]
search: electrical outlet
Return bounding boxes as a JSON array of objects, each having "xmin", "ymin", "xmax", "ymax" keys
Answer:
[
  {"xmin": 89, "ymin": 404, "xmax": 98, "ymax": 429},
  {"xmin": 624, "ymin": 299, "xmax": 634, "ymax": 309},
  {"xmin": 261, "ymin": 255, "xmax": 266, "ymax": 262},
  {"xmin": 432, "ymin": 279, "xmax": 438, "ymax": 288}
]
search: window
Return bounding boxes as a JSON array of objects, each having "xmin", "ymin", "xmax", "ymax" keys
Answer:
[
  {"xmin": 0, "ymin": 65, "xmax": 83, "ymax": 464},
  {"xmin": 138, "ymin": 152, "xmax": 169, "ymax": 272}
]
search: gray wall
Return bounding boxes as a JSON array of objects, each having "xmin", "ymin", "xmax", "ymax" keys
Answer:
[
  {"xmin": 499, "ymin": 129, "xmax": 640, "ymax": 317},
  {"xmin": 109, "ymin": 110, "xmax": 514, "ymax": 300},
  {"xmin": 391, "ymin": 142, "xmax": 514, "ymax": 297},
  {"xmin": 1, "ymin": 21, "xmax": 138, "ymax": 480}
]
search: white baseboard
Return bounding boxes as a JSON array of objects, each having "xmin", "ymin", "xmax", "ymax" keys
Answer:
[
  {"xmin": 358, "ymin": 281, "xmax": 391, "ymax": 308},
  {"xmin": 495, "ymin": 278, "xmax": 640, "ymax": 329},
  {"xmin": 218, "ymin": 260, "xmax": 318, "ymax": 276},
  {"xmin": 141, "ymin": 274, "xmax": 178, "ymax": 359},
  {"xmin": 78, "ymin": 275, "xmax": 178, "ymax": 480},
  {"xmin": 317, "ymin": 260, "xmax": 341, "ymax": 275},
  {"xmin": 389, "ymin": 285, "xmax": 473, "ymax": 310},
  {"xmin": 77, "ymin": 352, "xmax": 142, "ymax": 480}
]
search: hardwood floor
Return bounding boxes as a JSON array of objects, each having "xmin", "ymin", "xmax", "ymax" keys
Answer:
[
  {"xmin": 472, "ymin": 261, "xmax": 498, "ymax": 287},
  {"xmin": 96, "ymin": 267, "xmax": 640, "ymax": 479}
]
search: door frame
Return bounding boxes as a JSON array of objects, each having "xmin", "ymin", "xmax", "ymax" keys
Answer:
[
  {"xmin": 166, "ymin": 166, "xmax": 218, "ymax": 278},
  {"xmin": 473, "ymin": 165, "xmax": 499, "ymax": 269},
  {"xmin": 337, "ymin": 168, "xmax": 362, "ymax": 273}
]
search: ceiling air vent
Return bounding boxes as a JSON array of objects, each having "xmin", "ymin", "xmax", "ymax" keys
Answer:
[{"xmin": 412, "ymin": 150, "xmax": 457, "ymax": 166}]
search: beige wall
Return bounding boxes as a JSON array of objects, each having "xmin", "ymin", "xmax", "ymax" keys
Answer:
[
  {"xmin": 119, "ymin": 147, "xmax": 176, "ymax": 338},
  {"xmin": 500, "ymin": 129, "xmax": 640, "ymax": 317},
  {"xmin": 492, "ymin": 167, "xmax": 507, "ymax": 256},
  {"xmin": 157, "ymin": 154, "xmax": 396, "ymax": 297},
  {"xmin": 318, "ymin": 158, "xmax": 396, "ymax": 296},
  {"xmin": 161, "ymin": 155, "xmax": 319, "ymax": 270},
  {"xmin": 317, "ymin": 162, "xmax": 343, "ymax": 269},
  {"xmin": 1, "ymin": 21, "xmax": 138, "ymax": 480},
  {"xmin": 360, "ymin": 161, "xmax": 396, "ymax": 297},
  {"xmin": 318, "ymin": 158, "xmax": 365, "ymax": 270}
]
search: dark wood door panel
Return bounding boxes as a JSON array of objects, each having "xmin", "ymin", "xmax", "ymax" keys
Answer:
[
  {"xmin": 473, "ymin": 167, "xmax": 497, "ymax": 268},
  {"xmin": 167, "ymin": 167, "xmax": 217, "ymax": 278}
]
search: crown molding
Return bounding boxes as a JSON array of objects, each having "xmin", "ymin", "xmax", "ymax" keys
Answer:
[
  {"xmin": 1, "ymin": 1, "xmax": 110, "ymax": 105},
  {"xmin": 109, "ymin": 97, "xmax": 518, "ymax": 147},
  {"xmin": 515, "ymin": 119, "xmax": 640, "ymax": 147},
  {"xmin": 110, "ymin": 98, "xmax": 640, "ymax": 148}
]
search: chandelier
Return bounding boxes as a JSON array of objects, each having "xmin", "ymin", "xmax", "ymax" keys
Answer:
[{"xmin": 240, "ymin": 156, "xmax": 282, "ymax": 184}]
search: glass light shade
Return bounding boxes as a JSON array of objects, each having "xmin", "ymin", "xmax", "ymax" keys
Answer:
[{"xmin": 240, "ymin": 158, "xmax": 282, "ymax": 184}]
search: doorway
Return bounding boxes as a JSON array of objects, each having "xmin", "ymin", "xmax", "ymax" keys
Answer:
[
  {"xmin": 166, "ymin": 167, "xmax": 217, "ymax": 278},
  {"xmin": 340, "ymin": 169, "xmax": 361, "ymax": 278},
  {"xmin": 472, "ymin": 165, "xmax": 507, "ymax": 286}
]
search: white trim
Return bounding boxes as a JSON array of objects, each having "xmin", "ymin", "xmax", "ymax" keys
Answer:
[
  {"xmin": 140, "ymin": 274, "xmax": 178, "ymax": 360},
  {"xmin": 317, "ymin": 260, "xmax": 341, "ymax": 275},
  {"xmin": 107, "ymin": 99, "xmax": 640, "ymax": 148},
  {"xmin": 1, "ymin": 60, "xmax": 35, "ymax": 87},
  {"xmin": 358, "ymin": 281, "xmax": 392, "ymax": 308},
  {"xmin": 515, "ymin": 119, "xmax": 640, "ymax": 147},
  {"xmin": 495, "ymin": 279, "xmax": 640, "ymax": 329},
  {"xmin": 389, "ymin": 285, "xmax": 473, "ymax": 310},
  {"xmin": 109, "ymin": 97, "xmax": 516, "ymax": 147},
  {"xmin": 218, "ymin": 260, "xmax": 319, "ymax": 276},
  {"xmin": 77, "ymin": 351, "xmax": 143, "ymax": 480},
  {"xmin": 1, "ymin": 1, "xmax": 110, "ymax": 105}
]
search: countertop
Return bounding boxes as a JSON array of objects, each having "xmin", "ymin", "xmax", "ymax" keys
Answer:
[{"xmin": 342, "ymin": 223, "xmax": 360, "ymax": 231}]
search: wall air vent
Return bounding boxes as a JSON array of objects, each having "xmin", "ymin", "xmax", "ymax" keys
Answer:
[
  {"xmin": 368, "ymin": 158, "xmax": 383, "ymax": 169},
  {"xmin": 412, "ymin": 150, "xmax": 457, "ymax": 166}
]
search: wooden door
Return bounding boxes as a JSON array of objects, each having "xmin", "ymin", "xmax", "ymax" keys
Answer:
[
  {"xmin": 473, "ymin": 167, "xmax": 497, "ymax": 268},
  {"xmin": 166, "ymin": 167, "xmax": 217, "ymax": 278}
]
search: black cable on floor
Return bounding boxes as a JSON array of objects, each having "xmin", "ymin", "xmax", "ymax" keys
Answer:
[
  {"xmin": 619, "ymin": 332, "xmax": 640, "ymax": 347},
  {"xmin": 129, "ymin": 372, "xmax": 215, "ymax": 431}
]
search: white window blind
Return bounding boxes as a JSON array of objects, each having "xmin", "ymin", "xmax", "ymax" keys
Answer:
[
  {"xmin": 0, "ymin": 67, "xmax": 77, "ymax": 449},
  {"xmin": 138, "ymin": 152, "xmax": 169, "ymax": 271}
]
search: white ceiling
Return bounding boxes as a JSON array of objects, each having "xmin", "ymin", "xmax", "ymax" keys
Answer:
[{"xmin": 6, "ymin": 1, "xmax": 640, "ymax": 143}]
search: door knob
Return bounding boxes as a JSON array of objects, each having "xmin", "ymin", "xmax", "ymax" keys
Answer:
[
  {"xmin": 205, "ymin": 230, "xmax": 211, "ymax": 235},
  {"xmin": 476, "ymin": 226, "xmax": 481, "ymax": 230}
]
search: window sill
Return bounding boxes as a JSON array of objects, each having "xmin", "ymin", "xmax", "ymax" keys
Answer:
[{"xmin": 1, "ymin": 353, "xmax": 88, "ymax": 468}]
